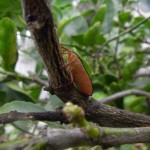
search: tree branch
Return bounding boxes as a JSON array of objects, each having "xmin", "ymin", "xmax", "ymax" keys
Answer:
[
  {"xmin": 100, "ymin": 89, "xmax": 150, "ymax": 104},
  {"xmin": 20, "ymin": 0, "xmax": 150, "ymax": 128},
  {"xmin": 28, "ymin": 71, "xmax": 48, "ymax": 86},
  {"xmin": 1, "ymin": 127, "xmax": 150, "ymax": 149},
  {"xmin": 0, "ymin": 70, "xmax": 47, "ymax": 87},
  {"xmin": 1, "ymin": 105, "xmax": 150, "ymax": 128},
  {"xmin": 0, "ymin": 111, "xmax": 66, "ymax": 124},
  {"xmin": 43, "ymin": 127, "xmax": 150, "ymax": 149}
]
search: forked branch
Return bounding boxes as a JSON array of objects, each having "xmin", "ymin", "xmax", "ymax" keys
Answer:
[{"xmin": 20, "ymin": 0, "xmax": 150, "ymax": 128}]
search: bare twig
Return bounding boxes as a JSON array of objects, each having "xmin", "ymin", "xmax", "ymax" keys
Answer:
[
  {"xmin": 0, "ymin": 111, "xmax": 66, "ymax": 124},
  {"xmin": 113, "ymin": 26, "xmax": 121, "ymax": 77},
  {"xmin": 134, "ymin": 70, "xmax": 150, "ymax": 78},
  {"xmin": 135, "ymin": 73, "xmax": 150, "ymax": 78},
  {"xmin": 100, "ymin": 89, "xmax": 150, "ymax": 104},
  {"xmin": 0, "ymin": 70, "xmax": 47, "ymax": 87},
  {"xmin": 137, "ymin": 48, "xmax": 150, "ymax": 54},
  {"xmin": 28, "ymin": 71, "xmax": 48, "ymax": 86}
]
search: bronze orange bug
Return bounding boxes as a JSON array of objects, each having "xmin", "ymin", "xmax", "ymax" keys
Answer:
[{"xmin": 60, "ymin": 45, "xmax": 93, "ymax": 96}]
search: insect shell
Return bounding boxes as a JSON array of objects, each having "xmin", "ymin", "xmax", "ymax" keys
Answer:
[{"xmin": 62, "ymin": 47, "xmax": 93, "ymax": 96}]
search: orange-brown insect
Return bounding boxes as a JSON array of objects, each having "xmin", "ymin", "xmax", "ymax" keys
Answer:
[{"xmin": 61, "ymin": 45, "xmax": 93, "ymax": 96}]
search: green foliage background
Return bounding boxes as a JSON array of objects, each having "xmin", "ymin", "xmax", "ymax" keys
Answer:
[{"xmin": 0, "ymin": 0, "xmax": 150, "ymax": 149}]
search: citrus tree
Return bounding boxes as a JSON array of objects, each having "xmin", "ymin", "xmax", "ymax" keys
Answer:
[{"xmin": 1, "ymin": 0, "xmax": 150, "ymax": 149}]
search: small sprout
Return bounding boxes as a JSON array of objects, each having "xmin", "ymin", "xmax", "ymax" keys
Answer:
[
  {"xmin": 63, "ymin": 102, "xmax": 99, "ymax": 138},
  {"xmin": 63, "ymin": 102, "xmax": 85, "ymax": 121}
]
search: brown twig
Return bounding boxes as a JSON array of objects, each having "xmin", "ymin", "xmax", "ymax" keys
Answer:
[{"xmin": 0, "ymin": 111, "xmax": 66, "ymax": 124}]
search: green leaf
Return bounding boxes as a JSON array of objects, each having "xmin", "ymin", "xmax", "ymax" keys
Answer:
[
  {"xmin": 101, "ymin": 0, "xmax": 115, "ymax": 33},
  {"xmin": 0, "ymin": 91, "xmax": 7, "ymax": 106},
  {"xmin": 122, "ymin": 0, "xmax": 128, "ymax": 6},
  {"xmin": 132, "ymin": 16, "xmax": 144, "ymax": 25},
  {"xmin": 91, "ymin": 0, "xmax": 99, "ymax": 5},
  {"xmin": 51, "ymin": 4, "xmax": 63, "ymax": 22},
  {"xmin": 0, "ymin": 101, "xmax": 46, "ymax": 114},
  {"xmin": 6, "ymin": 81, "xmax": 30, "ymax": 96},
  {"xmin": 71, "ymin": 34, "xmax": 84, "ymax": 45},
  {"xmin": 5, "ymin": 81, "xmax": 35, "ymax": 102},
  {"xmin": 25, "ymin": 83, "xmax": 42, "ymax": 100},
  {"xmin": 119, "ymin": 11, "xmax": 132, "ymax": 25},
  {"xmin": 0, "ymin": 0, "xmax": 21, "ymax": 14},
  {"xmin": 124, "ymin": 95, "xmax": 147, "ymax": 113},
  {"xmin": 95, "ymin": 33, "xmax": 106, "ymax": 45},
  {"xmin": 11, "ymin": 15, "xmax": 27, "ymax": 29},
  {"xmin": 52, "ymin": 0, "xmax": 72, "ymax": 8},
  {"xmin": 0, "ymin": 18, "xmax": 18, "ymax": 71},
  {"xmin": 98, "ymin": 74, "xmax": 118, "ymax": 86},
  {"xmin": 142, "ymin": 83, "xmax": 150, "ymax": 92},
  {"xmin": 119, "ymin": 144, "xmax": 137, "ymax": 150},
  {"xmin": 91, "ymin": 4, "xmax": 106, "ymax": 25},
  {"xmin": 109, "ymin": 82, "xmax": 122, "ymax": 93},
  {"xmin": 58, "ymin": 15, "xmax": 88, "ymax": 36},
  {"xmin": 81, "ymin": 9, "xmax": 94, "ymax": 18},
  {"xmin": 92, "ymin": 92, "xmax": 107, "ymax": 100},
  {"xmin": 35, "ymin": 62, "xmax": 45, "ymax": 76},
  {"xmin": 122, "ymin": 58, "xmax": 143, "ymax": 80},
  {"xmin": 83, "ymin": 22, "xmax": 101, "ymax": 46},
  {"xmin": 45, "ymin": 95, "xmax": 64, "ymax": 111}
]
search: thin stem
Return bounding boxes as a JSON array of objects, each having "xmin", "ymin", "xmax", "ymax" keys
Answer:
[
  {"xmin": 100, "ymin": 89, "xmax": 150, "ymax": 104},
  {"xmin": 0, "ymin": 70, "xmax": 47, "ymax": 87},
  {"xmin": 113, "ymin": 26, "xmax": 121, "ymax": 78}
]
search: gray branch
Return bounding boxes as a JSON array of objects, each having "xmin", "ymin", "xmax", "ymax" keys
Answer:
[
  {"xmin": 1, "ymin": 127, "xmax": 150, "ymax": 149},
  {"xmin": 100, "ymin": 89, "xmax": 150, "ymax": 104}
]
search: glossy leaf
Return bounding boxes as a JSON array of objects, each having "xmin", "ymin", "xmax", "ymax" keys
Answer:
[
  {"xmin": 83, "ymin": 22, "xmax": 101, "ymax": 46},
  {"xmin": 58, "ymin": 15, "xmax": 88, "ymax": 36},
  {"xmin": 91, "ymin": 4, "xmax": 106, "ymax": 25},
  {"xmin": 71, "ymin": 34, "xmax": 84, "ymax": 45},
  {"xmin": 0, "ymin": 18, "xmax": 18, "ymax": 71},
  {"xmin": 0, "ymin": 101, "xmax": 46, "ymax": 114},
  {"xmin": 45, "ymin": 95, "xmax": 64, "ymax": 111},
  {"xmin": 5, "ymin": 81, "xmax": 35, "ymax": 102},
  {"xmin": 101, "ymin": 0, "xmax": 115, "ymax": 33},
  {"xmin": 119, "ymin": 11, "xmax": 132, "ymax": 25},
  {"xmin": 92, "ymin": 92, "xmax": 107, "ymax": 100}
]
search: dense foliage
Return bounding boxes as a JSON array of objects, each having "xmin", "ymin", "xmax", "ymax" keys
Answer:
[{"xmin": 0, "ymin": 0, "xmax": 150, "ymax": 149}]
